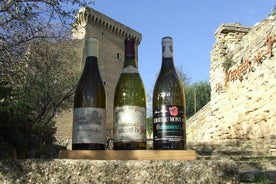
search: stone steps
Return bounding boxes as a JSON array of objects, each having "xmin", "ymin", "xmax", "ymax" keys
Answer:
[
  {"xmin": 238, "ymin": 158, "xmax": 276, "ymax": 169},
  {"xmin": 238, "ymin": 158, "xmax": 276, "ymax": 183},
  {"xmin": 198, "ymin": 155, "xmax": 276, "ymax": 183},
  {"xmin": 196, "ymin": 148, "xmax": 276, "ymax": 183},
  {"xmin": 198, "ymin": 155, "xmax": 276, "ymax": 170},
  {"xmin": 239, "ymin": 170, "xmax": 276, "ymax": 184}
]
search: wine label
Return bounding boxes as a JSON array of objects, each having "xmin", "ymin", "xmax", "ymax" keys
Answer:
[
  {"xmin": 114, "ymin": 106, "xmax": 146, "ymax": 142},
  {"xmin": 153, "ymin": 105, "xmax": 184, "ymax": 141},
  {"xmin": 73, "ymin": 107, "xmax": 106, "ymax": 144}
]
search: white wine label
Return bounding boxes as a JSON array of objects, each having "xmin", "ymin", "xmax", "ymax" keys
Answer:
[
  {"xmin": 73, "ymin": 107, "xmax": 106, "ymax": 144},
  {"xmin": 122, "ymin": 66, "xmax": 139, "ymax": 73},
  {"xmin": 114, "ymin": 106, "xmax": 146, "ymax": 142}
]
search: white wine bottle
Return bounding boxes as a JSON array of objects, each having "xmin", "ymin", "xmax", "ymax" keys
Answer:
[
  {"xmin": 72, "ymin": 38, "xmax": 106, "ymax": 150},
  {"xmin": 113, "ymin": 38, "xmax": 146, "ymax": 150},
  {"xmin": 153, "ymin": 36, "xmax": 186, "ymax": 150}
]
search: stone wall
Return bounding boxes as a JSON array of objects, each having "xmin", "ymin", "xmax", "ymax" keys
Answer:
[{"xmin": 187, "ymin": 15, "xmax": 276, "ymax": 151}]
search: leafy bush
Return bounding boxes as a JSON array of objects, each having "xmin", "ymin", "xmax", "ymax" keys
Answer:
[{"xmin": 0, "ymin": 40, "xmax": 81, "ymax": 158}]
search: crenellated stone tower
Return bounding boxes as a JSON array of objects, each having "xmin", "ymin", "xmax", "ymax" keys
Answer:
[{"xmin": 56, "ymin": 7, "xmax": 142, "ymax": 142}]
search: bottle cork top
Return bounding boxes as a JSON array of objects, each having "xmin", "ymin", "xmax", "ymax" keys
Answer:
[
  {"xmin": 85, "ymin": 37, "xmax": 99, "ymax": 57},
  {"xmin": 86, "ymin": 37, "xmax": 99, "ymax": 44},
  {"xmin": 162, "ymin": 36, "xmax": 173, "ymax": 45}
]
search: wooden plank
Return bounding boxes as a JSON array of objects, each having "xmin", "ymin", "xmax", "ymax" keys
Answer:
[{"xmin": 59, "ymin": 150, "xmax": 196, "ymax": 160}]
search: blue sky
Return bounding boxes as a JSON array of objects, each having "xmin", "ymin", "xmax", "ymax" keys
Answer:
[{"xmin": 91, "ymin": 0, "xmax": 275, "ymax": 94}]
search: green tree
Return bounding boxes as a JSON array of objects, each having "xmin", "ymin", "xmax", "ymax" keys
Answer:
[
  {"xmin": 146, "ymin": 117, "xmax": 153, "ymax": 137},
  {"xmin": 0, "ymin": 39, "xmax": 82, "ymax": 158},
  {"xmin": 185, "ymin": 81, "xmax": 211, "ymax": 119},
  {"xmin": 0, "ymin": 0, "xmax": 90, "ymax": 158}
]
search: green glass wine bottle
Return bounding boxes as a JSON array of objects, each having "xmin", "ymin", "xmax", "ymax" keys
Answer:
[
  {"xmin": 113, "ymin": 37, "xmax": 147, "ymax": 150},
  {"xmin": 153, "ymin": 36, "xmax": 186, "ymax": 150},
  {"xmin": 72, "ymin": 38, "xmax": 106, "ymax": 150}
]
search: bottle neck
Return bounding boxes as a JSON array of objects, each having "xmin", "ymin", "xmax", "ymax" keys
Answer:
[
  {"xmin": 83, "ymin": 38, "xmax": 100, "ymax": 75},
  {"xmin": 83, "ymin": 56, "xmax": 100, "ymax": 76},
  {"xmin": 123, "ymin": 56, "xmax": 138, "ymax": 69},
  {"xmin": 161, "ymin": 37, "xmax": 176, "ymax": 73},
  {"xmin": 160, "ymin": 57, "xmax": 176, "ymax": 74},
  {"xmin": 122, "ymin": 38, "xmax": 138, "ymax": 72}
]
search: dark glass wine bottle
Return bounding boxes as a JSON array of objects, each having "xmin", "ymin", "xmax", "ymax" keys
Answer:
[
  {"xmin": 72, "ymin": 38, "xmax": 106, "ymax": 150},
  {"xmin": 153, "ymin": 36, "xmax": 186, "ymax": 150},
  {"xmin": 113, "ymin": 38, "xmax": 147, "ymax": 150}
]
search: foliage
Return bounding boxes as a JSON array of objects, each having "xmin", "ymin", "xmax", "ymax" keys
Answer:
[
  {"xmin": 270, "ymin": 5, "xmax": 276, "ymax": 16},
  {"xmin": 0, "ymin": 39, "xmax": 81, "ymax": 158},
  {"xmin": 185, "ymin": 81, "xmax": 211, "ymax": 119},
  {"xmin": 222, "ymin": 55, "xmax": 235, "ymax": 72},
  {"xmin": 175, "ymin": 67, "xmax": 211, "ymax": 118},
  {"xmin": 176, "ymin": 66, "xmax": 190, "ymax": 85},
  {"xmin": 146, "ymin": 117, "xmax": 153, "ymax": 137},
  {"xmin": 0, "ymin": 0, "xmax": 88, "ymax": 158},
  {"xmin": 254, "ymin": 172, "xmax": 273, "ymax": 184}
]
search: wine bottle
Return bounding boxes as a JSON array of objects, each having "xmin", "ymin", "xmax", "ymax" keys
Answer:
[
  {"xmin": 72, "ymin": 38, "xmax": 106, "ymax": 150},
  {"xmin": 113, "ymin": 37, "xmax": 147, "ymax": 150},
  {"xmin": 152, "ymin": 36, "xmax": 186, "ymax": 150}
]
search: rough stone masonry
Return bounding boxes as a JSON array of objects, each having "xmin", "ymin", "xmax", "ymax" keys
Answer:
[{"xmin": 187, "ymin": 15, "xmax": 276, "ymax": 153}]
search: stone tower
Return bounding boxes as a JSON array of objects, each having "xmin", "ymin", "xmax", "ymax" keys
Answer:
[{"xmin": 57, "ymin": 7, "xmax": 142, "ymax": 140}]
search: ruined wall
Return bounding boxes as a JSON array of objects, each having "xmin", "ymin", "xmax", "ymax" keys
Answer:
[{"xmin": 187, "ymin": 15, "xmax": 276, "ymax": 150}]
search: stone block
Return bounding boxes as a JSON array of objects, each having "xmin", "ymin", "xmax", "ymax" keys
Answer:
[
  {"xmin": 0, "ymin": 159, "xmax": 239, "ymax": 184},
  {"xmin": 271, "ymin": 149, "xmax": 276, "ymax": 156}
]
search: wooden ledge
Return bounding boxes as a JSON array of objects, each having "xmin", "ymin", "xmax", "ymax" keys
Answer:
[{"xmin": 59, "ymin": 150, "xmax": 196, "ymax": 160}]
